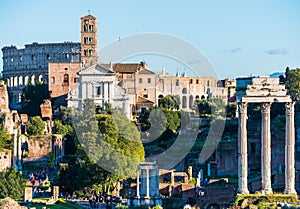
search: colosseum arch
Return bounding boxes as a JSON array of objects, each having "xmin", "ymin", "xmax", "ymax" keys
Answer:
[
  {"xmin": 31, "ymin": 75, "xmax": 36, "ymax": 85},
  {"xmin": 38, "ymin": 74, "xmax": 43, "ymax": 83},
  {"xmin": 18, "ymin": 76, "xmax": 23, "ymax": 86},
  {"xmin": 14, "ymin": 76, "xmax": 18, "ymax": 87},
  {"xmin": 10, "ymin": 77, "xmax": 13, "ymax": 87},
  {"xmin": 24, "ymin": 76, "xmax": 29, "ymax": 85}
]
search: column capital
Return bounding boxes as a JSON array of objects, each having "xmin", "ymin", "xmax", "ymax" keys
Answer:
[
  {"xmin": 261, "ymin": 102, "xmax": 272, "ymax": 113},
  {"xmin": 238, "ymin": 102, "xmax": 248, "ymax": 114},
  {"xmin": 286, "ymin": 102, "xmax": 295, "ymax": 115}
]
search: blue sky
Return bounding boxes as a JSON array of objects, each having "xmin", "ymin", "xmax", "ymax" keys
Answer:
[{"xmin": 0, "ymin": 0, "xmax": 299, "ymax": 79}]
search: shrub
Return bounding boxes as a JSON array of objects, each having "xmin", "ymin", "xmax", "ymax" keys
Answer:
[{"xmin": 27, "ymin": 116, "xmax": 45, "ymax": 136}]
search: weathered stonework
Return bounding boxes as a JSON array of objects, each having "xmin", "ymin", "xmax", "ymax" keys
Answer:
[
  {"xmin": 237, "ymin": 76, "xmax": 296, "ymax": 195},
  {"xmin": 0, "ymin": 150, "xmax": 12, "ymax": 171},
  {"xmin": 2, "ymin": 42, "xmax": 81, "ymax": 110}
]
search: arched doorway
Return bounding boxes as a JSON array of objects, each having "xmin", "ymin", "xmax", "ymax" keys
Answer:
[{"xmin": 182, "ymin": 96, "xmax": 187, "ymax": 108}]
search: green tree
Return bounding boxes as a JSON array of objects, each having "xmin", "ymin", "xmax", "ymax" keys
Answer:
[
  {"xmin": 159, "ymin": 95, "xmax": 180, "ymax": 110},
  {"xmin": 53, "ymin": 120, "xmax": 72, "ymax": 136},
  {"xmin": 21, "ymin": 81, "xmax": 51, "ymax": 116},
  {"xmin": 226, "ymin": 102, "xmax": 236, "ymax": 119},
  {"xmin": 195, "ymin": 99, "xmax": 211, "ymax": 115},
  {"xmin": 285, "ymin": 67, "xmax": 300, "ymax": 101},
  {"xmin": 27, "ymin": 116, "xmax": 45, "ymax": 136},
  {"xmin": 0, "ymin": 169, "xmax": 25, "ymax": 200},
  {"xmin": 59, "ymin": 99, "xmax": 144, "ymax": 194},
  {"xmin": 195, "ymin": 98, "xmax": 225, "ymax": 117},
  {"xmin": 0, "ymin": 129, "xmax": 11, "ymax": 150}
]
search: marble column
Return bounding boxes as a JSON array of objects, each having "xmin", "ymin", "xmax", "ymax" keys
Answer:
[
  {"xmin": 284, "ymin": 102, "xmax": 297, "ymax": 195},
  {"xmin": 17, "ymin": 136, "xmax": 22, "ymax": 170},
  {"xmin": 136, "ymin": 169, "xmax": 140, "ymax": 198},
  {"xmin": 238, "ymin": 102, "xmax": 249, "ymax": 194},
  {"xmin": 146, "ymin": 168, "xmax": 150, "ymax": 198},
  {"xmin": 13, "ymin": 128, "xmax": 18, "ymax": 168},
  {"xmin": 261, "ymin": 102, "xmax": 272, "ymax": 194}
]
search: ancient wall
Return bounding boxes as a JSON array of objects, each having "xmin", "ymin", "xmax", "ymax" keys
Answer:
[
  {"xmin": 0, "ymin": 150, "xmax": 12, "ymax": 171},
  {"xmin": 25, "ymin": 136, "xmax": 52, "ymax": 161},
  {"xmin": 216, "ymin": 141, "xmax": 237, "ymax": 176}
]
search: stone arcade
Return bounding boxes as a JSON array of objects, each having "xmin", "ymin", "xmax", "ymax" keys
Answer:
[{"xmin": 238, "ymin": 76, "xmax": 296, "ymax": 195}]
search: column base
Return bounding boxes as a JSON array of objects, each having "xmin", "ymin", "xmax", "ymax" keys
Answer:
[
  {"xmin": 261, "ymin": 188, "xmax": 273, "ymax": 195},
  {"xmin": 284, "ymin": 188, "xmax": 297, "ymax": 195},
  {"xmin": 237, "ymin": 188, "xmax": 249, "ymax": 194}
]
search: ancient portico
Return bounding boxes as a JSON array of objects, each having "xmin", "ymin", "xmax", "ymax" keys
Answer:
[
  {"xmin": 238, "ymin": 76, "xmax": 296, "ymax": 195},
  {"xmin": 135, "ymin": 162, "xmax": 161, "ymax": 206}
]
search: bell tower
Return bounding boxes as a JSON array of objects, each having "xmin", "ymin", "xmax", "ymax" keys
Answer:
[{"xmin": 80, "ymin": 14, "xmax": 98, "ymax": 68}]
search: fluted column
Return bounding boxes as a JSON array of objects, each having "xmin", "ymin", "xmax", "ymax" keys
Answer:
[
  {"xmin": 284, "ymin": 102, "xmax": 297, "ymax": 195},
  {"xmin": 136, "ymin": 169, "xmax": 140, "ymax": 198},
  {"xmin": 13, "ymin": 128, "xmax": 18, "ymax": 168},
  {"xmin": 17, "ymin": 136, "xmax": 22, "ymax": 170},
  {"xmin": 146, "ymin": 168, "xmax": 150, "ymax": 198},
  {"xmin": 238, "ymin": 102, "xmax": 249, "ymax": 194},
  {"xmin": 261, "ymin": 102, "xmax": 272, "ymax": 194}
]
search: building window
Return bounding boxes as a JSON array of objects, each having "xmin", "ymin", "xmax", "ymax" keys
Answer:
[
  {"xmin": 207, "ymin": 80, "xmax": 210, "ymax": 87},
  {"xmin": 51, "ymin": 77, "xmax": 55, "ymax": 84},
  {"xmin": 97, "ymin": 86, "xmax": 102, "ymax": 96},
  {"xmin": 63, "ymin": 74, "xmax": 69, "ymax": 85},
  {"xmin": 89, "ymin": 50, "xmax": 93, "ymax": 56},
  {"xmin": 89, "ymin": 25, "xmax": 94, "ymax": 32},
  {"xmin": 32, "ymin": 55, "xmax": 35, "ymax": 61},
  {"xmin": 140, "ymin": 107, "xmax": 147, "ymax": 114},
  {"xmin": 74, "ymin": 78, "xmax": 79, "ymax": 83},
  {"xmin": 84, "ymin": 37, "xmax": 89, "ymax": 44},
  {"xmin": 84, "ymin": 50, "xmax": 88, "ymax": 56},
  {"xmin": 196, "ymin": 79, "xmax": 199, "ymax": 84},
  {"xmin": 139, "ymin": 78, "xmax": 142, "ymax": 83},
  {"xmin": 176, "ymin": 79, "xmax": 179, "ymax": 86},
  {"xmin": 19, "ymin": 56, "xmax": 22, "ymax": 62},
  {"xmin": 89, "ymin": 37, "xmax": 93, "ymax": 44},
  {"xmin": 182, "ymin": 88, "xmax": 187, "ymax": 94},
  {"xmin": 190, "ymin": 79, "xmax": 193, "ymax": 84},
  {"xmin": 47, "ymin": 54, "xmax": 50, "ymax": 60},
  {"xmin": 84, "ymin": 24, "xmax": 88, "ymax": 32},
  {"xmin": 148, "ymin": 78, "xmax": 151, "ymax": 84},
  {"xmin": 11, "ymin": 57, "xmax": 14, "ymax": 62},
  {"xmin": 65, "ymin": 68, "xmax": 68, "ymax": 71},
  {"xmin": 143, "ymin": 94, "xmax": 148, "ymax": 98}
]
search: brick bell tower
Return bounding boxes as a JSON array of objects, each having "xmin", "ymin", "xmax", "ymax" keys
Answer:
[{"xmin": 80, "ymin": 14, "xmax": 98, "ymax": 68}]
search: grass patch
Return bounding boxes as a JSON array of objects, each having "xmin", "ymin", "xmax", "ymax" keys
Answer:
[
  {"xmin": 27, "ymin": 198, "xmax": 83, "ymax": 209},
  {"xmin": 234, "ymin": 193, "xmax": 298, "ymax": 208}
]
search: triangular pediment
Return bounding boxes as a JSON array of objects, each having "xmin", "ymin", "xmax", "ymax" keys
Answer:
[
  {"xmin": 79, "ymin": 64, "xmax": 115, "ymax": 75},
  {"xmin": 81, "ymin": 14, "xmax": 97, "ymax": 20},
  {"xmin": 139, "ymin": 69, "xmax": 155, "ymax": 74}
]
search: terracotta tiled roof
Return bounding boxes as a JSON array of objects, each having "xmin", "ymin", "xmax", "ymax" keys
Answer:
[
  {"xmin": 139, "ymin": 69, "xmax": 155, "ymax": 74},
  {"xmin": 112, "ymin": 63, "xmax": 140, "ymax": 73},
  {"xmin": 136, "ymin": 96, "xmax": 154, "ymax": 104}
]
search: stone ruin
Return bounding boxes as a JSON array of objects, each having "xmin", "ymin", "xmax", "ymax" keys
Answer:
[
  {"xmin": 237, "ymin": 76, "xmax": 296, "ymax": 195},
  {"xmin": 0, "ymin": 150, "xmax": 12, "ymax": 172},
  {"xmin": 40, "ymin": 99, "xmax": 52, "ymax": 134},
  {"xmin": 0, "ymin": 197, "xmax": 27, "ymax": 209}
]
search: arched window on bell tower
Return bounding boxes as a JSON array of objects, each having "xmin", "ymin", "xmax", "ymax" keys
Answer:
[{"xmin": 63, "ymin": 74, "xmax": 69, "ymax": 86}]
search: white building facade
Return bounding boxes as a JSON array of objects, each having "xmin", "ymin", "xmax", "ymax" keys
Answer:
[{"xmin": 68, "ymin": 64, "xmax": 132, "ymax": 118}]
